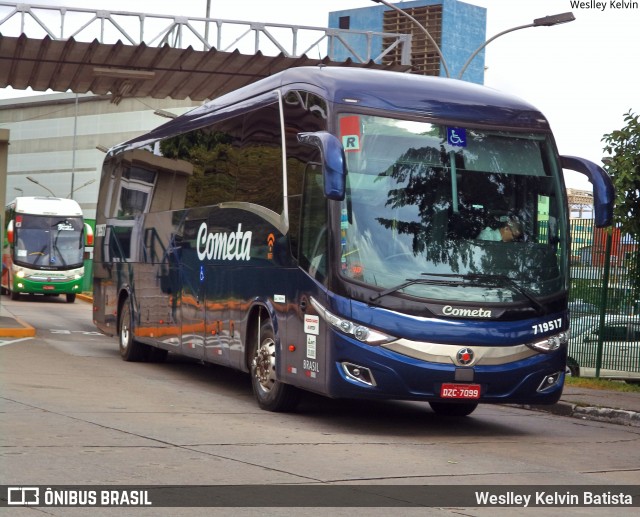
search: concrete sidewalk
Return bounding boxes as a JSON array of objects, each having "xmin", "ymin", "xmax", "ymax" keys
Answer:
[
  {"xmin": 1, "ymin": 298, "xmax": 638, "ymax": 427},
  {"xmin": 0, "ymin": 293, "xmax": 93, "ymax": 338},
  {"xmin": 0, "ymin": 302, "xmax": 36, "ymax": 338}
]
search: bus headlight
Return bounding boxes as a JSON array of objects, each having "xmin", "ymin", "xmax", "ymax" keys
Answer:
[
  {"xmin": 16, "ymin": 270, "xmax": 25, "ymax": 278},
  {"xmin": 309, "ymin": 297, "xmax": 396, "ymax": 345},
  {"xmin": 526, "ymin": 331, "xmax": 570, "ymax": 353}
]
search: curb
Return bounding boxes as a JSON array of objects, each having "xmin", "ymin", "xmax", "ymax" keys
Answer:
[
  {"xmin": 0, "ymin": 292, "xmax": 93, "ymax": 338},
  {"xmin": 0, "ymin": 315, "xmax": 36, "ymax": 338},
  {"xmin": 515, "ymin": 402, "xmax": 640, "ymax": 428}
]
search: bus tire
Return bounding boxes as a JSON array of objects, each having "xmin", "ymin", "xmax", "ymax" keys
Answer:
[
  {"xmin": 10, "ymin": 289, "xmax": 20, "ymax": 301},
  {"xmin": 119, "ymin": 296, "xmax": 147, "ymax": 362},
  {"xmin": 66, "ymin": 293, "xmax": 76, "ymax": 303},
  {"xmin": 429, "ymin": 401, "xmax": 478, "ymax": 417},
  {"xmin": 250, "ymin": 321, "xmax": 300, "ymax": 412}
]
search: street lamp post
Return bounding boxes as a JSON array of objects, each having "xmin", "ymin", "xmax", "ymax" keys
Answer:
[
  {"xmin": 370, "ymin": 1, "xmax": 574, "ymax": 82},
  {"xmin": 153, "ymin": 109, "xmax": 178, "ymax": 119},
  {"xmin": 27, "ymin": 176, "xmax": 57, "ymax": 197},
  {"xmin": 204, "ymin": 0, "xmax": 211, "ymax": 51},
  {"xmin": 70, "ymin": 93, "xmax": 79, "ymax": 199},
  {"xmin": 27, "ymin": 176, "xmax": 95, "ymax": 199},
  {"xmin": 457, "ymin": 12, "xmax": 575, "ymax": 80},
  {"xmin": 68, "ymin": 179, "xmax": 96, "ymax": 198}
]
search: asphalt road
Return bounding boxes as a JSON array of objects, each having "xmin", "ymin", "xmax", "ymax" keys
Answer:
[{"xmin": 1, "ymin": 295, "xmax": 639, "ymax": 515}]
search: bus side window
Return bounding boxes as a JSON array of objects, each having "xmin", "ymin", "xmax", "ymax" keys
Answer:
[
  {"xmin": 240, "ymin": 104, "xmax": 283, "ymax": 214},
  {"xmin": 162, "ymin": 102, "xmax": 284, "ymax": 212}
]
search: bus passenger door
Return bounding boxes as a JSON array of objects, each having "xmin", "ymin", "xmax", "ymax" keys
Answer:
[{"xmin": 284, "ymin": 163, "xmax": 330, "ymax": 393}]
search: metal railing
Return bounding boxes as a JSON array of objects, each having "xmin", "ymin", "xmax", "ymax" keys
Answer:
[
  {"xmin": 569, "ymin": 220, "xmax": 640, "ymax": 378},
  {"xmin": 0, "ymin": 2, "xmax": 412, "ymax": 65}
]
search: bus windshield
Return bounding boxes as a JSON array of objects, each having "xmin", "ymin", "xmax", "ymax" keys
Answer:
[
  {"xmin": 338, "ymin": 114, "xmax": 568, "ymax": 304},
  {"xmin": 14, "ymin": 215, "xmax": 84, "ymax": 268}
]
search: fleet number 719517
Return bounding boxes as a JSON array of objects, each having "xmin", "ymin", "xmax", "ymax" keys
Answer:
[{"xmin": 531, "ymin": 318, "xmax": 562, "ymax": 335}]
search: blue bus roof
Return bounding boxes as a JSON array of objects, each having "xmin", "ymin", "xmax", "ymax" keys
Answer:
[{"xmin": 116, "ymin": 66, "xmax": 551, "ymax": 153}]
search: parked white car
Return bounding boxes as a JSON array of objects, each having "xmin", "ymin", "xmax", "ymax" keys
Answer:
[
  {"xmin": 568, "ymin": 299, "xmax": 599, "ymax": 315},
  {"xmin": 567, "ymin": 315, "xmax": 640, "ymax": 382}
]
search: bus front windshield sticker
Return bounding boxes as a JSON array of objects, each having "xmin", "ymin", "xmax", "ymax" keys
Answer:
[{"xmin": 447, "ymin": 127, "xmax": 467, "ymax": 147}]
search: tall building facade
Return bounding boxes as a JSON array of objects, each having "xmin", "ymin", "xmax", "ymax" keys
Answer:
[
  {"xmin": 329, "ymin": 0, "xmax": 486, "ymax": 84},
  {"xmin": 1, "ymin": 94, "xmax": 200, "ymax": 219}
]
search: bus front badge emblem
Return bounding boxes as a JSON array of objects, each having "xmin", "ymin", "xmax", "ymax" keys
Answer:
[{"xmin": 457, "ymin": 348, "xmax": 474, "ymax": 366}]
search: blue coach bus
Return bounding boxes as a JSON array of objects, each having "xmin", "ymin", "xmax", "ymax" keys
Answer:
[{"xmin": 93, "ymin": 67, "xmax": 613, "ymax": 416}]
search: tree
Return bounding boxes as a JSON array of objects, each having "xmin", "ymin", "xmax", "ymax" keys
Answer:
[
  {"xmin": 602, "ymin": 110, "xmax": 640, "ymax": 308},
  {"xmin": 602, "ymin": 110, "xmax": 640, "ymax": 238}
]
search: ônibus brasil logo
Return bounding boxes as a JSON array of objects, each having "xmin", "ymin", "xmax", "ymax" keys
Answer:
[{"xmin": 196, "ymin": 222, "xmax": 252, "ymax": 261}]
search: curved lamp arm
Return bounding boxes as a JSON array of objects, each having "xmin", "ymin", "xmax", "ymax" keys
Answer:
[{"xmin": 458, "ymin": 12, "xmax": 575, "ymax": 80}]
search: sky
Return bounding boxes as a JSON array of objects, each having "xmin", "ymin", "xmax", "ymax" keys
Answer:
[{"xmin": 1, "ymin": 0, "xmax": 638, "ymax": 190}]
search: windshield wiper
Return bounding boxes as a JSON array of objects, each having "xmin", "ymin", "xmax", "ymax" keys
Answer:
[
  {"xmin": 416, "ymin": 272, "xmax": 546, "ymax": 313},
  {"xmin": 458, "ymin": 273, "xmax": 547, "ymax": 314},
  {"xmin": 370, "ymin": 272, "xmax": 546, "ymax": 314},
  {"xmin": 53, "ymin": 234, "xmax": 68, "ymax": 267},
  {"xmin": 369, "ymin": 277, "xmax": 466, "ymax": 302},
  {"xmin": 28, "ymin": 245, "xmax": 48, "ymax": 265}
]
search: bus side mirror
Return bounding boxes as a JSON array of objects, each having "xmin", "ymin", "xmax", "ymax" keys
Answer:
[
  {"xmin": 6, "ymin": 220, "xmax": 14, "ymax": 244},
  {"xmin": 84, "ymin": 223, "xmax": 94, "ymax": 246},
  {"xmin": 298, "ymin": 131, "xmax": 346, "ymax": 201},
  {"xmin": 560, "ymin": 156, "xmax": 615, "ymax": 227}
]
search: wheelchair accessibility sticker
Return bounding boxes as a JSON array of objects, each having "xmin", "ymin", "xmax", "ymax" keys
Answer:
[{"xmin": 447, "ymin": 127, "xmax": 467, "ymax": 147}]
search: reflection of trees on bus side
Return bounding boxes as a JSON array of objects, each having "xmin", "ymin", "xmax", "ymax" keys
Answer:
[
  {"xmin": 161, "ymin": 131, "xmax": 234, "ymax": 209},
  {"xmin": 160, "ymin": 128, "xmax": 283, "ymax": 213}
]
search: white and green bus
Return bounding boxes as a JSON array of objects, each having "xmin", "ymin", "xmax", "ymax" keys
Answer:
[{"xmin": 2, "ymin": 196, "xmax": 93, "ymax": 303}]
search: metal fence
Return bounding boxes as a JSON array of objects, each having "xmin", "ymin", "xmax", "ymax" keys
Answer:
[{"xmin": 568, "ymin": 220, "xmax": 640, "ymax": 379}]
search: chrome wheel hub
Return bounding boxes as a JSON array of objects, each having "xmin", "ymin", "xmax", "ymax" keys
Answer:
[{"xmin": 253, "ymin": 337, "xmax": 276, "ymax": 392}]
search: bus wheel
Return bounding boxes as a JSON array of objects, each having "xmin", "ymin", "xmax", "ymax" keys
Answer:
[
  {"xmin": 66, "ymin": 293, "xmax": 76, "ymax": 303},
  {"xmin": 10, "ymin": 289, "xmax": 20, "ymax": 301},
  {"xmin": 429, "ymin": 402, "xmax": 478, "ymax": 417},
  {"xmin": 250, "ymin": 321, "xmax": 300, "ymax": 412},
  {"xmin": 119, "ymin": 297, "xmax": 147, "ymax": 362}
]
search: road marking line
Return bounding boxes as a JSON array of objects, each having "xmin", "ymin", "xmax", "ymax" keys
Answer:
[{"xmin": 0, "ymin": 337, "xmax": 34, "ymax": 347}]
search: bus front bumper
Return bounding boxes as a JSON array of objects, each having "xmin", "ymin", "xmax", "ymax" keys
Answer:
[
  {"xmin": 326, "ymin": 333, "xmax": 566, "ymax": 406},
  {"xmin": 13, "ymin": 276, "xmax": 83, "ymax": 295}
]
